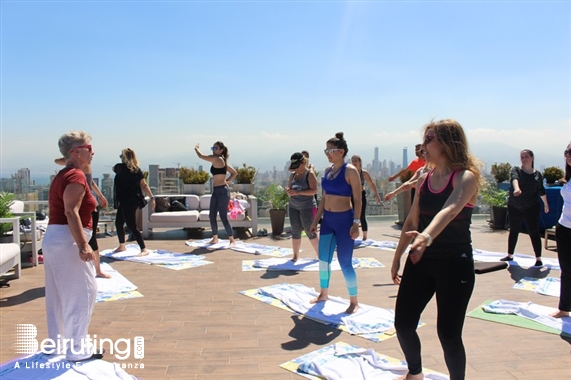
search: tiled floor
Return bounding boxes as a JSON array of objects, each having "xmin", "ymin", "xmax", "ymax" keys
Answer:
[{"xmin": 1, "ymin": 216, "xmax": 569, "ymax": 379}]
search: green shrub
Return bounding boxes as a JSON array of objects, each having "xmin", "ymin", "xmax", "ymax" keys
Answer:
[
  {"xmin": 480, "ymin": 181, "xmax": 508, "ymax": 208},
  {"xmin": 543, "ymin": 166, "xmax": 564, "ymax": 185},
  {"xmin": 260, "ymin": 183, "xmax": 288, "ymax": 210},
  {"xmin": 235, "ymin": 163, "xmax": 257, "ymax": 184},
  {"xmin": 0, "ymin": 192, "xmax": 16, "ymax": 236},
  {"xmin": 179, "ymin": 167, "xmax": 210, "ymax": 184},
  {"xmin": 490, "ymin": 162, "xmax": 512, "ymax": 183}
]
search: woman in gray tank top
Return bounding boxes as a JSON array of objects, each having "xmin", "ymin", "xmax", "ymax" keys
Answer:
[{"xmin": 286, "ymin": 152, "xmax": 319, "ymax": 262}]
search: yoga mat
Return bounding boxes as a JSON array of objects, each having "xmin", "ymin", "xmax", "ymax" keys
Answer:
[
  {"xmin": 0, "ymin": 352, "xmax": 137, "ymax": 379},
  {"xmin": 472, "ymin": 248, "xmax": 560, "ymax": 270},
  {"xmin": 280, "ymin": 342, "xmax": 449, "ymax": 380},
  {"xmin": 352, "ymin": 239, "xmax": 398, "ymax": 250},
  {"xmin": 239, "ymin": 283, "xmax": 413, "ymax": 342},
  {"xmin": 474, "ymin": 261, "xmax": 508, "ymax": 274},
  {"xmin": 513, "ymin": 277, "xmax": 560, "ymax": 297},
  {"xmin": 186, "ymin": 239, "xmax": 294, "ymax": 257},
  {"xmin": 467, "ymin": 300, "xmax": 569, "ymax": 336},
  {"xmin": 96, "ymin": 263, "xmax": 143, "ymax": 303},
  {"xmin": 241, "ymin": 257, "xmax": 384, "ymax": 272},
  {"xmin": 101, "ymin": 244, "xmax": 213, "ymax": 270}
]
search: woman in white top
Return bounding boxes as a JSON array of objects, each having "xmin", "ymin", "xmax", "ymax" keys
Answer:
[{"xmin": 552, "ymin": 143, "xmax": 571, "ymax": 318}]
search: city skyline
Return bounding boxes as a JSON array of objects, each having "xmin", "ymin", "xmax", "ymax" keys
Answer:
[{"xmin": 1, "ymin": 2, "xmax": 569, "ymax": 178}]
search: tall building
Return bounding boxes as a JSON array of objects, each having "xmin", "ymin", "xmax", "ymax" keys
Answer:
[{"xmin": 402, "ymin": 147, "xmax": 408, "ymax": 169}]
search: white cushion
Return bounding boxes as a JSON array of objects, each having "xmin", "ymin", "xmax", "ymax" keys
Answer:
[
  {"xmin": 9, "ymin": 201, "xmax": 24, "ymax": 213},
  {"xmin": 199, "ymin": 195, "xmax": 211, "ymax": 210},
  {"xmin": 0, "ymin": 243, "xmax": 20, "ymax": 276},
  {"xmin": 150, "ymin": 210, "xmax": 200, "ymax": 223},
  {"xmin": 184, "ymin": 195, "xmax": 200, "ymax": 210}
]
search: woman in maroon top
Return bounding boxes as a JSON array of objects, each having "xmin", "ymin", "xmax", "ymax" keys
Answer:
[{"xmin": 43, "ymin": 130, "xmax": 104, "ymax": 361}]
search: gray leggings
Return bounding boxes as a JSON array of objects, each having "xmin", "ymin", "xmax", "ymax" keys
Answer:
[
  {"xmin": 210, "ymin": 185, "xmax": 233, "ymax": 237},
  {"xmin": 289, "ymin": 207, "xmax": 317, "ymax": 239}
]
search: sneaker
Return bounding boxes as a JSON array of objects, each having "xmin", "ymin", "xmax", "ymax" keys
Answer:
[
  {"xmin": 533, "ymin": 259, "xmax": 543, "ymax": 267},
  {"xmin": 500, "ymin": 256, "xmax": 513, "ymax": 262}
]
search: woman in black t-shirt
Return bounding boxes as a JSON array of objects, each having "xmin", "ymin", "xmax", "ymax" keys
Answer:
[
  {"xmin": 501, "ymin": 149, "xmax": 549, "ymax": 266},
  {"xmin": 113, "ymin": 148, "xmax": 155, "ymax": 256}
]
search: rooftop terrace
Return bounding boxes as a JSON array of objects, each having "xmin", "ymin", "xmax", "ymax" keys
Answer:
[{"xmin": 1, "ymin": 216, "xmax": 569, "ymax": 379}]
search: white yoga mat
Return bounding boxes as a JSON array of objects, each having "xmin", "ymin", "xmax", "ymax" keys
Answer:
[
  {"xmin": 96, "ymin": 262, "xmax": 138, "ymax": 295},
  {"xmin": 353, "ymin": 239, "xmax": 398, "ymax": 250},
  {"xmin": 0, "ymin": 352, "xmax": 136, "ymax": 379},
  {"xmin": 258, "ymin": 283, "xmax": 395, "ymax": 335},
  {"xmin": 472, "ymin": 248, "xmax": 560, "ymax": 270},
  {"xmin": 186, "ymin": 239, "xmax": 294, "ymax": 257},
  {"xmin": 482, "ymin": 299, "xmax": 571, "ymax": 335},
  {"xmin": 101, "ymin": 244, "xmax": 208, "ymax": 266},
  {"xmin": 281, "ymin": 342, "xmax": 449, "ymax": 380},
  {"xmin": 243, "ymin": 257, "xmax": 384, "ymax": 272}
]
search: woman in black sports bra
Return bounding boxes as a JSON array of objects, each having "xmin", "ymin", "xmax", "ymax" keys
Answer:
[
  {"xmin": 391, "ymin": 119, "xmax": 482, "ymax": 380},
  {"xmin": 195, "ymin": 141, "xmax": 238, "ymax": 245}
]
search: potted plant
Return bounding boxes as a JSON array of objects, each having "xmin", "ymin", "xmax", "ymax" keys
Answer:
[
  {"xmin": 543, "ymin": 166, "xmax": 564, "ymax": 186},
  {"xmin": 179, "ymin": 167, "xmax": 210, "ymax": 195},
  {"xmin": 234, "ymin": 163, "xmax": 257, "ymax": 195},
  {"xmin": 491, "ymin": 162, "xmax": 512, "ymax": 191},
  {"xmin": 0, "ymin": 192, "xmax": 16, "ymax": 242},
  {"xmin": 480, "ymin": 181, "xmax": 508, "ymax": 229},
  {"xmin": 261, "ymin": 183, "xmax": 289, "ymax": 236}
]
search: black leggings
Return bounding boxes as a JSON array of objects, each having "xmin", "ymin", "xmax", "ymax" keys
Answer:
[
  {"xmin": 351, "ymin": 190, "xmax": 368, "ymax": 232},
  {"xmin": 507, "ymin": 203, "xmax": 542, "ymax": 257},
  {"xmin": 555, "ymin": 223, "xmax": 571, "ymax": 312},
  {"xmin": 395, "ymin": 250, "xmax": 474, "ymax": 380},
  {"xmin": 115, "ymin": 203, "xmax": 145, "ymax": 249},
  {"xmin": 88, "ymin": 210, "xmax": 99, "ymax": 251}
]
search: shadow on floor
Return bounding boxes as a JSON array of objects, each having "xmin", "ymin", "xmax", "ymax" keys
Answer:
[{"xmin": 281, "ymin": 314, "xmax": 342, "ymax": 351}]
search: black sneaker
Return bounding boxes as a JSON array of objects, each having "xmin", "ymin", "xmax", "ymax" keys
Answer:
[
  {"xmin": 76, "ymin": 348, "xmax": 105, "ymax": 361},
  {"xmin": 534, "ymin": 259, "xmax": 543, "ymax": 267},
  {"xmin": 500, "ymin": 256, "xmax": 513, "ymax": 262}
]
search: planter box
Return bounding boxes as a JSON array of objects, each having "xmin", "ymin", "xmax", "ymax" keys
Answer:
[
  {"xmin": 234, "ymin": 184, "xmax": 254, "ymax": 195},
  {"xmin": 182, "ymin": 184, "xmax": 206, "ymax": 196}
]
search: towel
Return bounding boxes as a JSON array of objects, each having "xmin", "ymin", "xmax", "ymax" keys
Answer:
[
  {"xmin": 482, "ymin": 300, "xmax": 571, "ymax": 334},
  {"xmin": 281, "ymin": 342, "xmax": 449, "ymax": 380},
  {"xmin": 513, "ymin": 277, "xmax": 561, "ymax": 297},
  {"xmin": 243, "ymin": 257, "xmax": 384, "ymax": 272},
  {"xmin": 101, "ymin": 244, "xmax": 211, "ymax": 270},
  {"xmin": 259, "ymin": 283, "xmax": 395, "ymax": 335},
  {"xmin": 472, "ymin": 249, "xmax": 560, "ymax": 270}
]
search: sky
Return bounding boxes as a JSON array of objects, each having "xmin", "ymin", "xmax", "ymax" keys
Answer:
[{"xmin": 1, "ymin": 0, "xmax": 570, "ymax": 180}]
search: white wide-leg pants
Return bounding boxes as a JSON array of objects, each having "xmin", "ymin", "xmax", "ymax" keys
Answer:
[{"xmin": 43, "ymin": 225, "xmax": 97, "ymax": 361}]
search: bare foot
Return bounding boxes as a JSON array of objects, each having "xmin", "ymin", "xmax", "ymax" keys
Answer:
[
  {"xmin": 113, "ymin": 245, "xmax": 126, "ymax": 253},
  {"xmin": 228, "ymin": 239, "xmax": 236, "ymax": 247},
  {"xmin": 137, "ymin": 249, "xmax": 150, "ymax": 257},
  {"xmin": 208, "ymin": 238, "xmax": 219, "ymax": 245},
  {"xmin": 96, "ymin": 271, "xmax": 112, "ymax": 279},
  {"xmin": 291, "ymin": 255, "xmax": 299, "ymax": 263},
  {"xmin": 345, "ymin": 303, "xmax": 360, "ymax": 314},
  {"xmin": 397, "ymin": 372, "xmax": 424, "ymax": 380},
  {"xmin": 310, "ymin": 295, "xmax": 328, "ymax": 304},
  {"xmin": 550, "ymin": 310, "xmax": 570, "ymax": 318},
  {"xmin": 362, "ymin": 235, "xmax": 368, "ymax": 241}
]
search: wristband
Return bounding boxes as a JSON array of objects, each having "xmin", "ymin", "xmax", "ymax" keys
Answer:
[
  {"xmin": 353, "ymin": 219, "xmax": 361, "ymax": 225},
  {"xmin": 419, "ymin": 231, "xmax": 432, "ymax": 246}
]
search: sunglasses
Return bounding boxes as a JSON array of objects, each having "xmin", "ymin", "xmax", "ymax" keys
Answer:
[
  {"xmin": 211, "ymin": 146, "xmax": 219, "ymax": 151},
  {"xmin": 423, "ymin": 134, "xmax": 436, "ymax": 145},
  {"xmin": 324, "ymin": 148, "xmax": 342, "ymax": 155},
  {"xmin": 75, "ymin": 144, "xmax": 92, "ymax": 152},
  {"xmin": 564, "ymin": 150, "xmax": 571, "ymax": 156}
]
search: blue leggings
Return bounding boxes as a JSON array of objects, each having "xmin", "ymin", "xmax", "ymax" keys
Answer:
[
  {"xmin": 318, "ymin": 209, "xmax": 357, "ymax": 296},
  {"xmin": 210, "ymin": 185, "xmax": 233, "ymax": 237}
]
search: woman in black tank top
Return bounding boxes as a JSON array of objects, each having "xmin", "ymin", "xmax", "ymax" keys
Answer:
[{"xmin": 390, "ymin": 119, "xmax": 482, "ymax": 380}]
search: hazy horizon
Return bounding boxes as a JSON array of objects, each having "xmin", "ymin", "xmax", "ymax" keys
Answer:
[{"xmin": 1, "ymin": 1, "xmax": 569, "ymax": 179}]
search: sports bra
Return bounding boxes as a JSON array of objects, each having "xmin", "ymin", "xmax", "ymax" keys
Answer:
[
  {"xmin": 210, "ymin": 165, "xmax": 227, "ymax": 176},
  {"xmin": 322, "ymin": 163, "xmax": 352, "ymax": 197}
]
